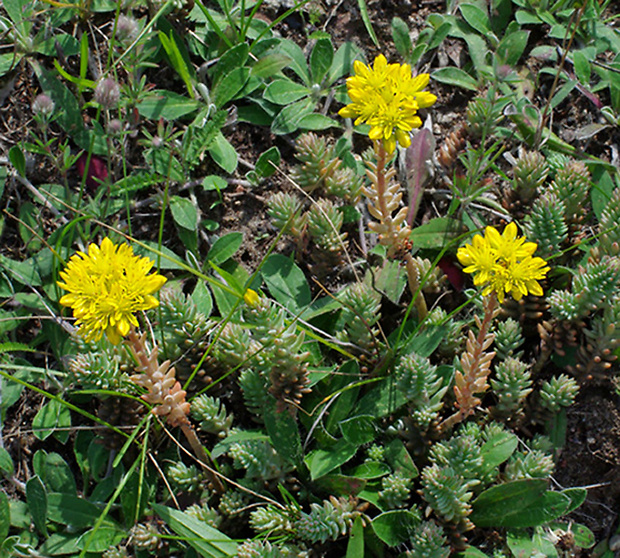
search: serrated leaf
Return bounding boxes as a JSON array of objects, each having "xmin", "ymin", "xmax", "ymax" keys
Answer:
[
  {"xmin": 261, "ymin": 254, "xmax": 311, "ymax": 313},
  {"xmin": 110, "ymin": 172, "xmax": 162, "ymax": 196},
  {"xmin": 206, "ymin": 232, "xmax": 243, "ymax": 265},
  {"xmin": 432, "ymin": 67, "xmax": 479, "ymax": 91},
  {"xmin": 153, "ymin": 504, "xmax": 238, "ymax": 557},
  {"xmin": 170, "ymin": 196, "xmax": 199, "ymax": 231}
]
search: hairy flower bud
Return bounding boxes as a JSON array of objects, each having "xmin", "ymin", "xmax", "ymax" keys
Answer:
[
  {"xmin": 32, "ymin": 93, "xmax": 55, "ymax": 118},
  {"xmin": 95, "ymin": 78, "xmax": 121, "ymax": 110}
]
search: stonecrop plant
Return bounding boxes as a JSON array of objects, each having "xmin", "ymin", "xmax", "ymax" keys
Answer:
[{"xmin": 2, "ymin": 0, "xmax": 619, "ymax": 556}]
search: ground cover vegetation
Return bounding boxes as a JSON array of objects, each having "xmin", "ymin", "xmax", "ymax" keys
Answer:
[{"xmin": 0, "ymin": 0, "xmax": 619, "ymax": 555}]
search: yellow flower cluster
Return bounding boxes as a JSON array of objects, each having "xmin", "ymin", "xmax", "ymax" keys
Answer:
[
  {"xmin": 339, "ymin": 54, "xmax": 437, "ymax": 153},
  {"xmin": 457, "ymin": 223, "xmax": 549, "ymax": 303},
  {"xmin": 58, "ymin": 238, "xmax": 167, "ymax": 344}
]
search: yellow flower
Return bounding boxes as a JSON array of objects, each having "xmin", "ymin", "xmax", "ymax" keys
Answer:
[
  {"xmin": 58, "ymin": 238, "xmax": 167, "ymax": 344},
  {"xmin": 457, "ymin": 223, "xmax": 549, "ymax": 303},
  {"xmin": 243, "ymin": 288, "xmax": 260, "ymax": 307},
  {"xmin": 338, "ymin": 54, "xmax": 437, "ymax": 153}
]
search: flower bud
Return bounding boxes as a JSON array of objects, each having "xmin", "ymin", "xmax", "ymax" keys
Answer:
[
  {"xmin": 115, "ymin": 15, "xmax": 139, "ymax": 44},
  {"xmin": 32, "ymin": 94, "xmax": 55, "ymax": 118},
  {"xmin": 95, "ymin": 78, "xmax": 121, "ymax": 110}
]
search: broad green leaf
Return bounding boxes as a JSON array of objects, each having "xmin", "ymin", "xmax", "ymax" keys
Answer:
[
  {"xmin": 313, "ymin": 474, "xmax": 367, "ymax": 496},
  {"xmin": 515, "ymin": 9, "xmax": 541, "ymax": 24},
  {"xmin": 47, "ymin": 493, "xmax": 120, "ymax": 529},
  {"xmin": 354, "ymin": 377, "xmax": 409, "ymax": 418},
  {"xmin": 497, "ymin": 30, "xmax": 530, "ymax": 66},
  {"xmin": 0, "ymin": 447, "xmax": 14, "ymax": 477},
  {"xmin": 0, "ymin": 490, "xmax": 9, "ymax": 542},
  {"xmin": 212, "ymin": 43, "xmax": 249, "ymax": 85},
  {"xmin": 459, "ymin": 3, "xmax": 492, "ymax": 35},
  {"xmin": 305, "ymin": 439, "xmax": 358, "ymax": 480},
  {"xmin": 471, "ymin": 480, "xmax": 571, "ymax": 528},
  {"xmin": 138, "ymin": 90, "xmax": 200, "ymax": 120},
  {"xmin": 26, "ymin": 476, "xmax": 48, "ymax": 536},
  {"xmin": 271, "ymin": 97, "xmax": 315, "ymax": 135},
  {"xmin": 432, "ymin": 67, "xmax": 479, "ymax": 91},
  {"xmin": 347, "ymin": 461, "xmax": 391, "ymax": 480},
  {"xmin": 251, "ymin": 52, "xmax": 292, "ymax": 78},
  {"xmin": 255, "ymin": 146, "xmax": 280, "ymax": 177},
  {"xmin": 202, "ymin": 175, "xmax": 228, "ymax": 192},
  {"xmin": 264, "ymin": 397, "xmax": 302, "ymax": 465},
  {"xmin": 480, "ymin": 430, "xmax": 518, "ymax": 473},
  {"xmin": 263, "ymin": 79, "xmax": 310, "ymax": 105},
  {"xmin": 367, "ymin": 260, "xmax": 406, "ymax": 304},
  {"xmin": 277, "ymin": 40, "xmax": 311, "ymax": 84},
  {"xmin": 183, "ymin": 110, "xmax": 227, "ymax": 168},
  {"xmin": 459, "ymin": 547, "xmax": 492, "ymax": 557},
  {"xmin": 327, "ymin": 42, "xmax": 364, "ymax": 83},
  {"xmin": 310, "ymin": 38, "xmax": 333, "ymax": 84},
  {"xmin": 561, "ymin": 487, "xmax": 587, "ymax": 514},
  {"xmin": 8, "ymin": 145, "xmax": 25, "ymax": 177},
  {"xmin": 298, "ymin": 113, "xmax": 338, "ymax": 131},
  {"xmin": 573, "ymin": 50, "xmax": 591, "ymax": 86},
  {"xmin": 506, "ymin": 528, "xmax": 558, "ymax": 558},
  {"xmin": 39, "ymin": 533, "xmax": 81, "ymax": 556},
  {"xmin": 410, "ymin": 217, "xmax": 465, "ymax": 249},
  {"xmin": 340, "ymin": 415, "xmax": 376, "ymax": 445},
  {"xmin": 372, "ymin": 510, "xmax": 419, "ymax": 546},
  {"xmin": 33, "ymin": 450, "xmax": 77, "ymax": 495},
  {"xmin": 261, "ymin": 254, "xmax": 311, "ymax": 313},
  {"xmin": 0, "ymin": 53, "xmax": 20, "ymax": 78},
  {"xmin": 153, "ymin": 504, "xmax": 238, "ymax": 557},
  {"xmin": 207, "ymin": 232, "xmax": 244, "ymax": 265},
  {"xmin": 384, "ymin": 439, "xmax": 418, "ymax": 478},
  {"xmin": 32, "ymin": 399, "xmax": 71, "ymax": 442},
  {"xmin": 346, "ymin": 516, "xmax": 365, "ymax": 558},
  {"xmin": 77, "ymin": 525, "xmax": 126, "ymax": 552},
  {"xmin": 213, "ymin": 67, "xmax": 250, "ymax": 108},
  {"xmin": 208, "ymin": 133, "xmax": 238, "ymax": 173},
  {"xmin": 170, "ymin": 196, "xmax": 199, "ymax": 231},
  {"xmin": 392, "ymin": 17, "xmax": 412, "ymax": 58},
  {"xmin": 192, "ymin": 280, "xmax": 213, "ymax": 316}
]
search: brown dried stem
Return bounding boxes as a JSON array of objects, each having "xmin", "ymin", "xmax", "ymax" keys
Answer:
[{"xmin": 441, "ymin": 294, "xmax": 499, "ymax": 432}]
